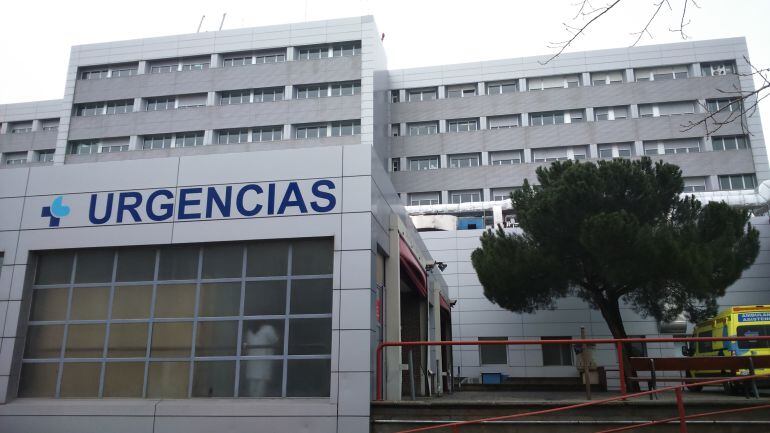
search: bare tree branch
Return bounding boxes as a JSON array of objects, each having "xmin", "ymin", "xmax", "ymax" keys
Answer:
[
  {"xmin": 681, "ymin": 56, "xmax": 770, "ymax": 136},
  {"xmin": 631, "ymin": 0, "xmax": 670, "ymax": 46},
  {"xmin": 540, "ymin": 0, "xmax": 623, "ymax": 65}
]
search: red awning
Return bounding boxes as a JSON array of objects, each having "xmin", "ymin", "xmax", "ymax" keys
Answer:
[{"xmin": 399, "ymin": 235, "xmax": 451, "ymax": 312}]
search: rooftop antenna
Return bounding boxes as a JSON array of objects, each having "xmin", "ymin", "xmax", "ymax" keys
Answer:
[
  {"xmin": 197, "ymin": 15, "xmax": 205, "ymax": 33},
  {"xmin": 219, "ymin": 13, "xmax": 227, "ymax": 31}
]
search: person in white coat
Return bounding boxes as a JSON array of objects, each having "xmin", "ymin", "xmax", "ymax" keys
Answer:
[{"xmin": 244, "ymin": 323, "xmax": 280, "ymax": 396}]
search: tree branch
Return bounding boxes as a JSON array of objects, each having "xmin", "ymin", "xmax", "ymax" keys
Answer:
[{"xmin": 540, "ymin": 0, "xmax": 623, "ymax": 65}]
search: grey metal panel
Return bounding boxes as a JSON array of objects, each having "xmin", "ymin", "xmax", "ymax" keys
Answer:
[
  {"xmin": 67, "ymin": 96, "xmax": 362, "ymax": 140},
  {"xmin": 390, "ymin": 150, "xmax": 756, "ymax": 193},
  {"xmin": 0, "ymin": 100, "xmax": 63, "ymax": 123},
  {"xmin": 72, "ymin": 57, "xmax": 362, "ymax": 103},
  {"xmin": 389, "ymin": 75, "xmax": 739, "ymax": 123},
  {"xmin": 0, "ymin": 131, "xmax": 57, "ymax": 152}
]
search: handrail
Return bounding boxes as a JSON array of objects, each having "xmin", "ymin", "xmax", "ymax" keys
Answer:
[
  {"xmin": 392, "ymin": 374, "xmax": 770, "ymax": 433},
  {"xmin": 375, "ymin": 335, "xmax": 770, "ymax": 400}
]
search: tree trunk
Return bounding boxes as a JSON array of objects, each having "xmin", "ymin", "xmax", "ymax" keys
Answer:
[{"xmin": 596, "ymin": 296, "xmax": 640, "ymax": 392}]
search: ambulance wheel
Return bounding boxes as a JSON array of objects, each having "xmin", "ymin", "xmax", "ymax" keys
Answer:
[{"xmin": 687, "ymin": 372, "xmax": 703, "ymax": 392}]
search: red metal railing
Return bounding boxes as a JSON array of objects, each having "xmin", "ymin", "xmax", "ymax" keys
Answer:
[
  {"xmin": 391, "ymin": 374, "xmax": 770, "ymax": 433},
  {"xmin": 375, "ymin": 335, "xmax": 770, "ymax": 400}
]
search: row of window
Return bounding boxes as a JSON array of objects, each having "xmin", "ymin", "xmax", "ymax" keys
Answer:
[
  {"xmin": 405, "ymin": 173, "xmax": 758, "ymax": 206},
  {"xmin": 65, "ymin": 121, "xmax": 361, "ymax": 155},
  {"xmin": 478, "ymin": 336, "xmax": 648, "ymax": 366},
  {"xmin": 2, "ymin": 150, "xmax": 54, "ymax": 165},
  {"xmin": 391, "ymin": 61, "xmax": 736, "ymax": 102},
  {"xmin": 393, "ymin": 98, "xmax": 736, "ymax": 137},
  {"xmin": 392, "ymin": 136, "xmax": 748, "ymax": 173},
  {"xmin": 73, "ymin": 81, "xmax": 362, "ymax": 117},
  {"xmin": 78, "ymin": 42, "xmax": 361, "ymax": 80},
  {"xmin": 1, "ymin": 120, "xmax": 59, "ymax": 134}
]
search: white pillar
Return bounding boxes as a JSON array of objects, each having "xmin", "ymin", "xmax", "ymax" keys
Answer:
[
  {"xmin": 477, "ymin": 82, "xmax": 485, "ymax": 96},
  {"xmin": 633, "ymin": 140, "xmax": 644, "ymax": 157},
  {"xmin": 521, "ymin": 112, "xmax": 529, "ymax": 127},
  {"xmin": 286, "ymin": 46, "xmax": 295, "ymax": 61},
  {"xmin": 128, "ymin": 136, "xmax": 139, "ymax": 151},
  {"xmin": 585, "ymin": 107, "xmax": 594, "ymax": 122},
  {"xmin": 26, "ymin": 150, "xmax": 35, "ymax": 163},
  {"xmin": 625, "ymin": 68, "xmax": 634, "ymax": 83},
  {"xmin": 285, "ymin": 85, "xmax": 294, "ymax": 100},
  {"xmin": 204, "ymin": 130, "xmax": 215, "ymax": 145},
  {"xmin": 440, "ymin": 191, "xmax": 449, "ymax": 204},
  {"xmin": 137, "ymin": 60, "xmax": 148, "ymax": 75},
  {"xmin": 629, "ymin": 104, "xmax": 639, "ymax": 118},
  {"xmin": 479, "ymin": 116, "xmax": 488, "ymax": 130},
  {"xmin": 581, "ymin": 72, "xmax": 591, "ymax": 87},
  {"xmin": 440, "ymin": 154, "xmax": 448, "ymax": 169},
  {"xmin": 437, "ymin": 85, "xmax": 446, "ymax": 99},
  {"xmin": 589, "ymin": 143, "xmax": 598, "ymax": 159},
  {"xmin": 708, "ymin": 175, "xmax": 720, "ymax": 191},
  {"xmin": 384, "ymin": 214, "xmax": 403, "ymax": 400},
  {"xmin": 439, "ymin": 120, "xmax": 447, "ymax": 134},
  {"xmin": 207, "ymin": 92, "xmax": 216, "ymax": 106},
  {"xmin": 480, "ymin": 151, "xmax": 489, "ymax": 166},
  {"xmin": 691, "ymin": 63, "xmax": 702, "ymax": 78},
  {"xmin": 210, "ymin": 54, "xmax": 221, "ymax": 68},
  {"xmin": 283, "ymin": 124, "xmax": 292, "ymax": 140},
  {"xmin": 518, "ymin": 78, "xmax": 527, "ymax": 92},
  {"xmin": 523, "ymin": 148, "xmax": 533, "ymax": 163},
  {"xmin": 133, "ymin": 97, "xmax": 143, "ymax": 112}
]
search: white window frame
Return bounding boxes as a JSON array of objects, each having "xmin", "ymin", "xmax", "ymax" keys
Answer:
[
  {"xmin": 408, "ymin": 122, "xmax": 438, "ymax": 136},
  {"xmin": 719, "ymin": 174, "xmax": 757, "ymax": 191},
  {"xmin": 488, "ymin": 115, "xmax": 520, "ymax": 129},
  {"xmin": 489, "ymin": 150, "xmax": 523, "ymax": 165},
  {"xmin": 712, "ymin": 135, "xmax": 748, "ymax": 151},
  {"xmin": 683, "ymin": 177, "xmax": 707, "ymax": 192},
  {"xmin": 446, "ymin": 84, "xmax": 477, "ymax": 98},
  {"xmin": 175, "ymin": 132, "xmax": 205, "ymax": 147},
  {"xmin": 223, "ymin": 56, "xmax": 251, "ymax": 67},
  {"xmin": 36, "ymin": 150, "xmax": 55, "ymax": 163},
  {"xmin": 220, "ymin": 90, "xmax": 251, "ymax": 105},
  {"xmin": 597, "ymin": 143, "xmax": 633, "ymax": 159},
  {"xmin": 591, "ymin": 71, "xmax": 624, "ymax": 86},
  {"xmin": 142, "ymin": 135, "xmax": 173, "ymax": 150},
  {"xmin": 331, "ymin": 120, "xmax": 361, "ymax": 136},
  {"xmin": 486, "ymin": 81, "xmax": 518, "ymax": 94},
  {"xmin": 447, "ymin": 119, "xmax": 479, "ymax": 133},
  {"xmin": 217, "ymin": 129, "xmax": 250, "ymax": 145},
  {"xmin": 295, "ymin": 124, "xmax": 328, "ymax": 139},
  {"xmin": 449, "ymin": 153, "xmax": 480, "ymax": 168},
  {"xmin": 252, "ymin": 126, "xmax": 283, "ymax": 142},
  {"xmin": 594, "ymin": 106, "xmax": 628, "ymax": 121},
  {"xmin": 407, "ymin": 88, "xmax": 437, "ymax": 102},
  {"xmin": 449, "ymin": 190, "xmax": 482, "ymax": 204},
  {"xmin": 408, "ymin": 156, "xmax": 440, "ymax": 171},
  {"xmin": 4, "ymin": 152, "xmax": 28, "ymax": 165},
  {"xmin": 408, "ymin": 192, "xmax": 440, "ymax": 206}
]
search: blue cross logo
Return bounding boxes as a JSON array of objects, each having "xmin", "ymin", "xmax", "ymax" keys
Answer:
[{"xmin": 41, "ymin": 196, "xmax": 70, "ymax": 227}]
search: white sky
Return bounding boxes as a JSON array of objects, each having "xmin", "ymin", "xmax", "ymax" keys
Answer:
[{"xmin": 1, "ymin": 0, "xmax": 769, "ymax": 141}]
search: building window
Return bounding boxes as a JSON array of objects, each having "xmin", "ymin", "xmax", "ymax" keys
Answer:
[
  {"xmin": 101, "ymin": 144, "xmax": 129, "ymax": 153},
  {"xmin": 175, "ymin": 132, "xmax": 205, "ymax": 147},
  {"xmin": 446, "ymin": 85, "xmax": 477, "ymax": 98},
  {"xmin": 112, "ymin": 68, "xmax": 136, "ymax": 78},
  {"xmin": 218, "ymin": 129, "xmax": 249, "ymax": 144},
  {"xmin": 712, "ymin": 135, "xmax": 748, "ymax": 151},
  {"xmin": 143, "ymin": 135, "xmax": 173, "ymax": 150},
  {"xmin": 529, "ymin": 112, "xmax": 565, "ymax": 126},
  {"xmin": 254, "ymin": 87, "xmax": 284, "ymax": 102},
  {"xmin": 390, "ymin": 124, "xmax": 401, "ymax": 137},
  {"xmin": 36, "ymin": 150, "xmax": 55, "ymax": 163},
  {"xmin": 223, "ymin": 57, "xmax": 251, "ymax": 67},
  {"xmin": 332, "ymin": 42, "xmax": 361, "ymax": 57},
  {"xmin": 252, "ymin": 126, "xmax": 283, "ymax": 142},
  {"xmin": 663, "ymin": 139, "xmax": 700, "ymax": 154},
  {"xmin": 298, "ymin": 46, "xmax": 329, "ymax": 60},
  {"xmin": 408, "ymin": 156, "xmax": 439, "ymax": 171},
  {"xmin": 542, "ymin": 337, "xmax": 573, "ymax": 366},
  {"xmin": 528, "ymin": 75, "xmax": 580, "ymax": 90},
  {"xmin": 69, "ymin": 140, "xmax": 100, "ymax": 155},
  {"xmin": 701, "ymin": 61, "xmax": 736, "ymax": 76},
  {"xmin": 489, "ymin": 150, "xmax": 523, "ymax": 165},
  {"xmin": 150, "ymin": 64, "xmax": 176, "ymax": 74},
  {"xmin": 594, "ymin": 106, "xmax": 628, "ymax": 121},
  {"xmin": 181, "ymin": 62, "xmax": 209, "ymax": 71},
  {"xmin": 533, "ymin": 146, "xmax": 587, "ymax": 162},
  {"xmin": 330, "ymin": 81, "xmax": 361, "ymax": 97},
  {"xmin": 295, "ymin": 124, "xmax": 328, "ymax": 139},
  {"xmin": 408, "ymin": 192, "xmax": 440, "ymax": 206},
  {"xmin": 569, "ymin": 110, "xmax": 584, "ymax": 123},
  {"xmin": 17, "ymin": 240, "xmax": 333, "ymax": 398},
  {"xmin": 76, "ymin": 103, "xmax": 103, "ymax": 117},
  {"xmin": 391, "ymin": 90, "xmax": 400, "ymax": 103},
  {"xmin": 255, "ymin": 52, "xmax": 286, "ymax": 63},
  {"xmin": 407, "ymin": 88, "xmax": 437, "ymax": 102},
  {"xmin": 479, "ymin": 337, "xmax": 507, "ymax": 365},
  {"xmin": 636, "ymin": 65, "xmax": 689, "ymax": 81},
  {"xmin": 105, "ymin": 100, "xmax": 134, "ymax": 115},
  {"xmin": 719, "ymin": 174, "xmax": 757, "ymax": 191},
  {"xmin": 592, "ymin": 71, "xmax": 624, "ymax": 86},
  {"xmin": 448, "ymin": 119, "xmax": 478, "ymax": 133},
  {"xmin": 295, "ymin": 85, "xmax": 326, "ymax": 99},
  {"xmin": 391, "ymin": 158, "xmax": 401, "ymax": 172},
  {"xmin": 449, "ymin": 154, "xmax": 480, "ymax": 168},
  {"xmin": 488, "ymin": 115, "xmax": 519, "ymax": 129},
  {"xmin": 331, "ymin": 120, "xmax": 361, "ymax": 136},
  {"xmin": 628, "ymin": 336, "xmax": 648, "ymax": 357},
  {"xmin": 4, "ymin": 152, "xmax": 28, "ymax": 165},
  {"xmin": 598, "ymin": 143, "xmax": 633, "ymax": 159},
  {"xmin": 683, "ymin": 177, "xmax": 707, "ymax": 192},
  {"xmin": 408, "ymin": 122, "xmax": 438, "ymax": 136},
  {"xmin": 658, "ymin": 101, "xmax": 696, "ymax": 116},
  {"xmin": 486, "ymin": 81, "xmax": 518, "ymax": 94},
  {"xmin": 81, "ymin": 70, "xmax": 108, "ymax": 80},
  {"xmin": 220, "ymin": 90, "xmax": 251, "ymax": 105},
  {"xmin": 492, "ymin": 187, "xmax": 519, "ymax": 201},
  {"xmin": 11, "ymin": 127, "xmax": 32, "ymax": 134},
  {"xmin": 706, "ymin": 98, "xmax": 741, "ymax": 113},
  {"xmin": 449, "ymin": 190, "xmax": 482, "ymax": 204},
  {"xmin": 42, "ymin": 125, "xmax": 59, "ymax": 132},
  {"xmin": 145, "ymin": 98, "xmax": 175, "ymax": 111}
]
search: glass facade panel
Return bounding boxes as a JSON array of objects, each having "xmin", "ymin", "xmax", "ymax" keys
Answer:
[{"xmin": 21, "ymin": 239, "xmax": 333, "ymax": 398}]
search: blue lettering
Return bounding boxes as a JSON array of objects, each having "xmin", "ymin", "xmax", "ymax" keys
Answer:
[
  {"xmin": 116, "ymin": 192, "xmax": 143, "ymax": 223},
  {"xmin": 310, "ymin": 179, "xmax": 336, "ymax": 212},
  {"xmin": 267, "ymin": 183, "xmax": 276, "ymax": 215},
  {"xmin": 146, "ymin": 189, "xmax": 174, "ymax": 222},
  {"xmin": 236, "ymin": 184, "xmax": 263, "ymax": 216},
  {"xmin": 178, "ymin": 188, "xmax": 202, "ymax": 220},
  {"xmin": 278, "ymin": 182, "xmax": 308, "ymax": 214},
  {"xmin": 88, "ymin": 193, "xmax": 113, "ymax": 225},
  {"xmin": 206, "ymin": 186, "xmax": 232, "ymax": 218}
]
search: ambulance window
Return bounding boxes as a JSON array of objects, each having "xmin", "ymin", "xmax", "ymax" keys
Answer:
[
  {"xmin": 697, "ymin": 331, "xmax": 712, "ymax": 353},
  {"xmin": 737, "ymin": 325, "xmax": 770, "ymax": 349}
]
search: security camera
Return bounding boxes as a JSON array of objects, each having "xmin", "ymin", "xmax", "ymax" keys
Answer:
[
  {"xmin": 437, "ymin": 262, "xmax": 448, "ymax": 271},
  {"xmin": 425, "ymin": 260, "xmax": 447, "ymax": 272}
]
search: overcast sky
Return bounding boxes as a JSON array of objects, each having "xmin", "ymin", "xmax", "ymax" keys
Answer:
[{"xmin": 1, "ymin": 0, "xmax": 769, "ymax": 140}]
